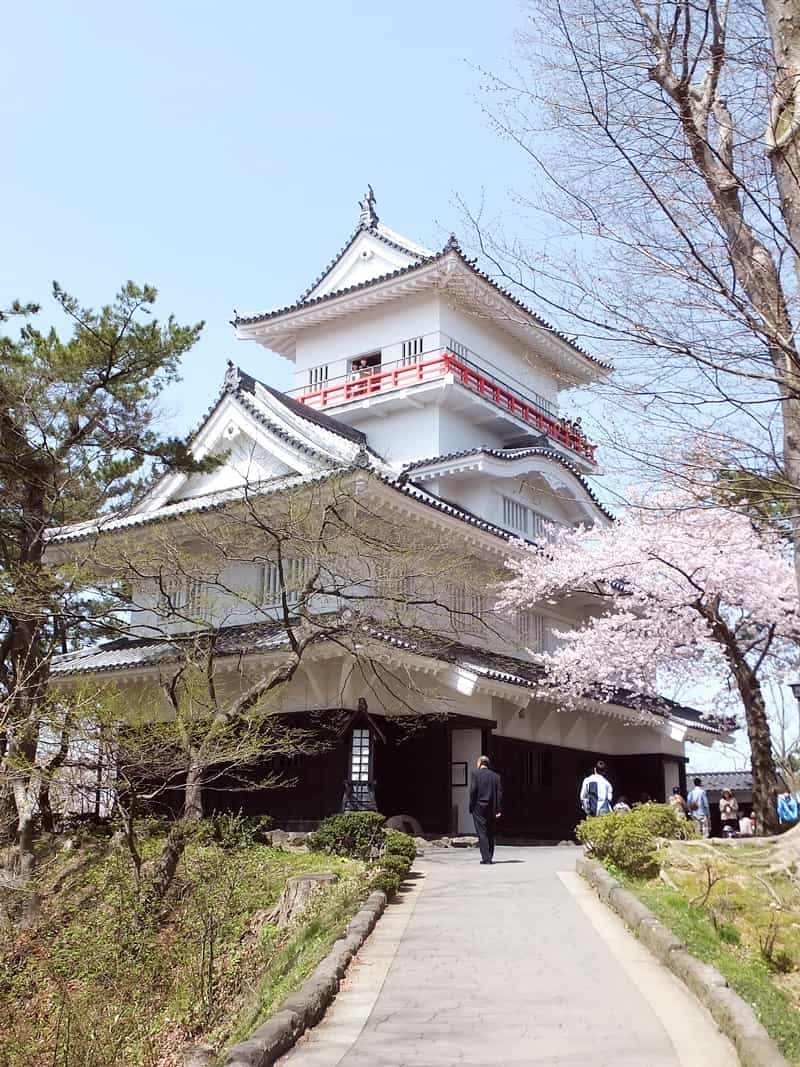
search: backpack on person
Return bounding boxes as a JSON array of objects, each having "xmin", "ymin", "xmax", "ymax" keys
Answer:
[{"xmin": 582, "ymin": 779, "xmax": 598, "ymax": 816}]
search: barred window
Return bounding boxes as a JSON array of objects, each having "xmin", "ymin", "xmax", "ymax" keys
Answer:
[
  {"xmin": 501, "ymin": 496, "xmax": 556, "ymax": 541},
  {"xmin": 259, "ymin": 558, "xmax": 313, "ymax": 608},
  {"xmin": 450, "ymin": 585, "xmax": 486, "ymax": 633},
  {"xmin": 155, "ymin": 576, "xmax": 209, "ymax": 620},
  {"xmin": 308, "ymin": 364, "xmax": 329, "ymax": 387},
  {"xmin": 516, "ymin": 610, "xmax": 545, "ymax": 651},
  {"xmin": 401, "ymin": 336, "xmax": 424, "ymax": 364}
]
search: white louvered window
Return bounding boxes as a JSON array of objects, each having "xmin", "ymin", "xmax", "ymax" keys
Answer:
[
  {"xmin": 401, "ymin": 336, "xmax": 424, "ymax": 365},
  {"xmin": 450, "ymin": 585, "xmax": 486, "ymax": 633},
  {"xmin": 184, "ymin": 578, "xmax": 209, "ymax": 619},
  {"xmin": 308, "ymin": 364, "xmax": 329, "ymax": 387},
  {"xmin": 260, "ymin": 558, "xmax": 313, "ymax": 608},
  {"xmin": 516, "ymin": 610, "xmax": 545, "ymax": 652},
  {"xmin": 155, "ymin": 576, "xmax": 181, "ymax": 616},
  {"xmin": 501, "ymin": 496, "xmax": 555, "ymax": 541},
  {"xmin": 155, "ymin": 576, "xmax": 209, "ymax": 621}
]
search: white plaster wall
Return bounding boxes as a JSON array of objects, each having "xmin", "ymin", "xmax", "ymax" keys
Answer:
[
  {"xmin": 664, "ymin": 760, "xmax": 681, "ymax": 797},
  {"xmin": 436, "ymin": 405, "xmax": 507, "ymax": 455},
  {"xmin": 439, "ymin": 300, "xmax": 558, "ymax": 405},
  {"xmin": 351, "ymin": 406, "xmax": 441, "ymax": 466},
  {"xmin": 293, "ymin": 293, "xmax": 442, "ymax": 388},
  {"xmin": 451, "ymin": 729, "xmax": 482, "ymax": 833},
  {"xmin": 492, "ymin": 696, "xmax": 685, "ymax": 758},
  {"xmin": 173, "ymin": 438, "xmax": 292, "ymax": 501}
]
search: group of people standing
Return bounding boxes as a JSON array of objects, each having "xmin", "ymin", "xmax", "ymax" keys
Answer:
[
  {"xmin": 666, "ymin": 778, "xmax": 744, "ymax": 837},
  {"xmin": 467, "ymin": 756, "xmax": 799, "ymax": 862},
  {"xmin": 578, "ymin": 767, "xmax": 753, "ymax": 837}
]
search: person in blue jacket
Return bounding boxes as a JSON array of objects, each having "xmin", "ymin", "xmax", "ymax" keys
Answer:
[{"xmin": 777, "ymin": 789, "xmax": 799, "ymax": 824}]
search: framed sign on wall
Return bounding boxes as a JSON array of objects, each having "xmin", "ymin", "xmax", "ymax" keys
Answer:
[{"xmin": 451, "ymin": 761, "xmax": 468, "ymax": 787}]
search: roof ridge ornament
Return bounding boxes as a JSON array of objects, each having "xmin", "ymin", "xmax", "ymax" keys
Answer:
[
  {"xmin": 444, "ymin": 232, "xmax": 461, "ymax": 252},
  {"xmin": 358, "ymin": 185, "xmax": 379, "ymax": 229},
  {"xmin": 224, "ymin": 359, "xmax": 241, "ymax": 392}
]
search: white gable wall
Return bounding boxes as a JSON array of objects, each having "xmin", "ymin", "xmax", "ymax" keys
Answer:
[
  {"xmin": 173, "ymin": 437, "xmax": 293, "ymax": 501},
  {"xmin": 306, "ymin": 230, "xmax": 420, "ymax": 300}
]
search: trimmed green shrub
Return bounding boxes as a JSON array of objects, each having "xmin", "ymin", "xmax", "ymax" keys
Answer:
[
  {"xmin": 629, "ymin": 803, "xmax": 696, "ymax": 840},
  {"xmin": 576, "ymin": 803, "xmax": 692, "ymax": 878},
  {"xmin": 369, "ymin": 869, "xmax": 401, "ymax": 897},
  {"xmin": 194, "ymin": 812, "xmax": 274, "ymax": 849},
  {"xmin": 383, "ymin": 828, "xmax": 416, "ymax": 865},
  {"xmin": 307, "ymin": 812, "xmax": 387, "ymax": 860},
  {"xmin": 377, "ymin": 854, "xmax": 411, "ymax": 880}
]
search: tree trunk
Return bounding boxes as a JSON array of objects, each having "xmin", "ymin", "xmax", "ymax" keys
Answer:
[
  {"xmin": 763, "ymin": 0, "xmax": 800, "ymax": 278},
  {"xmin": 151, "ymin": 758, "xmax": 204, "ymax": 902},
  {"xmin": 739, "ymin": 673, "xmax": 782, "ymax": 835},
  {"xmin": 17, "ymin": 810, "xmax": 36, "ymax": 879},
  {"xmin": 701, "ymin": 603, "xmax": 781, "ymax": 834}
]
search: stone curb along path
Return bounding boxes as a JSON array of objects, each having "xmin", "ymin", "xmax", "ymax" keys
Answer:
[
  {"xmin": 577, "ymin": 856, "xmax": 791, "ymax": 1067},
  {"xmin": 222, "ymin": 890, "xmax": 388, "ymax": 1067}
]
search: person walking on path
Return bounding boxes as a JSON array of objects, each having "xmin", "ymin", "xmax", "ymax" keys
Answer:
[
  {"xmin": 687, "ymin": 777, "xmax": 711, "ymax": 837},
  {"xmin": 580, "ymin": 760, "xmax": 613, "ymax": 817},
  {"xmin": 668, "ymin": 786, "xmax": 688, "ymax": 820},
  {"xmin": 777, "ymin": 789, "xmax": 799, "ymax": 824},
  {"xmin": 468, "ymin": 755, "xmax": 502, "ymax": 864},
  {"xmin": 719, "ymin": 789, "xmax": 739, "ymax": 836}
]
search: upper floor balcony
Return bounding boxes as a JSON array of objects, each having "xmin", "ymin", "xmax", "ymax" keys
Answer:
[{"xmin": 291, "ymin": 335, "xmax": 597, "ymax": 464}]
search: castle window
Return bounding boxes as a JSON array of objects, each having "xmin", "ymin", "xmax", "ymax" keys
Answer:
[
  {"xmin": 401, "ymin": 336, "xmax": 424, "ymax": 364},
  {"xmin": 501, "ymin": 496, "xmax": 554, "ymax": 541},
  {"xmin": 516, "ymin": 610, "xmax": 545, "ymax": 651},
  {"xmin": 308, "ymin": 364, "xmax": 329, "ymax": 387},
  {"xmin": 155, "ymin": 576, "xmax": 210, "ymax": 621},
  {"xmin": 450, "ymin": 585, "xmax": 486, "ymax": 633},
  {"xmin": 523, "ymin": 749, "xmax": 553, "ymax": 789},
  {"xmin": 259, "ymin": 558, "xmax": 313, "ymax": 609}
]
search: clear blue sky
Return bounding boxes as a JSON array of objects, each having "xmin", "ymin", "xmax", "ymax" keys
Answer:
[{"xmin": 2, "ymin": 0, "xmax": 532, "ymax": 431}]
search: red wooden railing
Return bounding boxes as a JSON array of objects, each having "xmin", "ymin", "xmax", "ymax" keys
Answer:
[{"xmin": 297, "ymin": 351, "xmax": 597, "ymax": 463}]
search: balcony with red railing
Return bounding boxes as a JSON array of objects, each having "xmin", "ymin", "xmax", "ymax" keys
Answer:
[{"xmin": 293, "ymin": 348, "xmax": 597, "ymax": 464}]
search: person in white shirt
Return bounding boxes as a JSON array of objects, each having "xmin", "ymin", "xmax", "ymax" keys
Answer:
[{"xmin": 580, "ymin": 761, "xmax": 613, "ymax": 817}]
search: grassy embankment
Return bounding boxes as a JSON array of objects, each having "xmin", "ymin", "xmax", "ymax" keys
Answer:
[
  {"xmin": 613, "ymin": 836, "xmax": 800, "ymax": 1064},
  {"xmin": 0, "ymin": 827, "xmax": 372, "ymax": 1067}
]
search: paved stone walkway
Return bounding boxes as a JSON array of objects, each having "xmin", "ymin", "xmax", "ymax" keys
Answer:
[{"xmin": 282, "ymin": 846, "xmax": 738, "ymax": 1066}]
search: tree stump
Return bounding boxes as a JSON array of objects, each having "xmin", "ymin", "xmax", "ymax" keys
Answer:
[{"xmin": 269, "ymin": 872, "xmax": 338, "ymax": 927}]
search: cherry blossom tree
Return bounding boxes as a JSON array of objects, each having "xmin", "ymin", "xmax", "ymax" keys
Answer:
[{"xmin": 500, "ymin": 493, "xmax": 800, "ymax": 833}]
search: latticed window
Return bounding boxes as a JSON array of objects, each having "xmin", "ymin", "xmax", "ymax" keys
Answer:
[
  {"xmin": 401, "ymin": 336, "xmax": 424, "ymax": 364},
  {"xmin": 308, "ymin": 364, "xmax": 329, "ymax": 387},
  {"xmin": 516, "ymin": 610, "xmax": 545, "ymax": 652},
  {"xmin": 501, "ymin": 496, "xmax": 556, "ymax": 541},
  {"xmin": 349, "ymin": 728, "xmax": 373, "ymax": 806},
  {"xmin": 259, "ymin": 558, "xmax": 313, "ymax": 608},
  {"xmin": 450, "ymin": 585, "xmax": 486, "ymax": 633},
  {"xmin": 155, "ymin": 576, "xmax": 210, "ymax": 621}
]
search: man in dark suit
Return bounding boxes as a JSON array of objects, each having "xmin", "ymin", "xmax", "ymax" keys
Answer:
[{"xmin": 469, "ymin": 754, "xmax": 503, "ymax": 864}]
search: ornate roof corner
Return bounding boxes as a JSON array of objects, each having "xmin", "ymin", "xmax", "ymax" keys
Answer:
[
  {"xmin": 358, "ymin": 185, "xmax": 379, "ymax": 229},
  {"xmin": 443, "ymin": 232, "xmax": 461, "ymax": 252},
  {"xmin": 224, "ymin": 359, "xmax": 241, "ymax": 393},
  {"xmin": 354, "ymin": 442, "xmax": 372, "ymax": 469}
]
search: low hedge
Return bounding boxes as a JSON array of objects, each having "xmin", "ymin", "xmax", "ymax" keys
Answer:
[
  {"xmin": 576, "ymin": 803, "xmax": 694, "ymax": 877},
  {"xmin": 308, "ymin": 814, "xmax": 416, "ymax": 880},
  {"xmin": 307, "ymin": 812, "xmax": 387, "ymax": 861}
]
